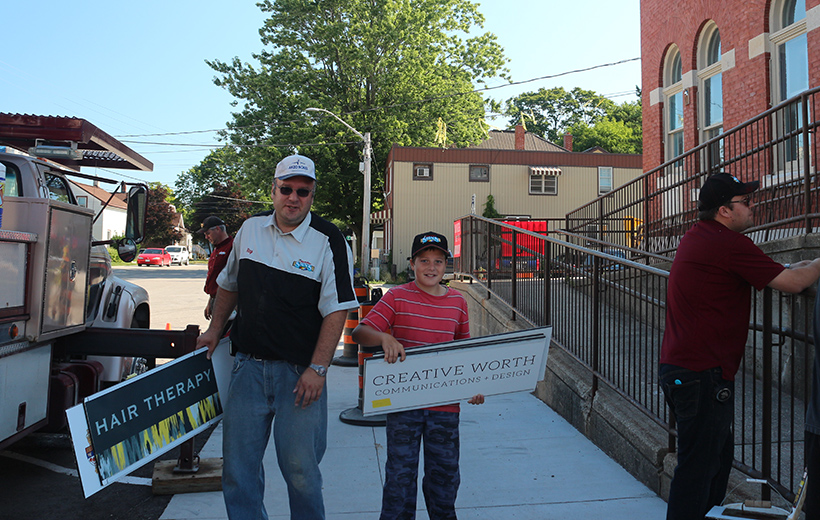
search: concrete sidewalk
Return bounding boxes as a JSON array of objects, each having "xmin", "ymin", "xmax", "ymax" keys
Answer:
[{"xmin": 160, "ymin": 357, "xmax": 667, "ymax": 519}]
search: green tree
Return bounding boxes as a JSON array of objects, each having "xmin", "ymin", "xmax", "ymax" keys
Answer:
[
  {"xmin": 175, "ymin": 146, "xmax": 270, "ymax": 233},
  {"xmin": 567, "ymin": 118, "xmax": 639, "ymax": 154},
  {"xmin": 504, "ymin": 87, "xmax": 615, "ymax": 143},
  {"xmin": 566, "ymin": 98, "xmax": 642, "ymax": 154},
  {"xmin": 144, "ymin": 183, "xmax": 182, "ymax": 247},
  {"xmin": 201, "ymin": 0, "xmax": 509, "ymax": 246},
  {"xmin": 504, "ymin": 87, "xmax": 642, "ymax": 153},
  {"xmin": 189, "ymin": 180, "xmax": 262, "ymax": 236},
  {"xmin": 174, "ymin": 146, "xmax": 245, "ymax": 219}
]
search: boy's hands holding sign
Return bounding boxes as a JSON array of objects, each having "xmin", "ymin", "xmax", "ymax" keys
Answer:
[
  {"xmin": 353, "ymin": 323, "xmax": 483, "ymax": 404},
  {"xmin": 353, "ymin": 324, "xmax": 406, "ymax": 363}
]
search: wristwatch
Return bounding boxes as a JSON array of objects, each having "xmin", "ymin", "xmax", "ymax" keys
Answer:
[{"xmin": 309, "ymin": 363, "xmax": 328, "ymax": 377}]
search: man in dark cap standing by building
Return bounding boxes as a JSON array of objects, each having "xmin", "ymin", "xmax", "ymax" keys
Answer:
[
  {"xmin": 660, "ymin": 173, "xmax": 820, "ymax": 520},
  {"xmin": 198, "ymin": 216, "xmax": 233, "ymax": 320}
]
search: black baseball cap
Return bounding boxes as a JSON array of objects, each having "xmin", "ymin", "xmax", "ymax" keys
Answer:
[
  {"xmin": 197, "ymin": 216, "xmax": 225, "ymax": 234},
  {"xmin": 411, "ymin": 231, "xmax": 450, "ymax": 258},
  {"xmin": 698, "ymin": 173, "xmax": 760, "ymax": 211}
]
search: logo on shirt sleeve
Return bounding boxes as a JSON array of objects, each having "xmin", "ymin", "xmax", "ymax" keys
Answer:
[{"xmin": 292, "ymin": 259, "xmax": 315, "ymax": 272}]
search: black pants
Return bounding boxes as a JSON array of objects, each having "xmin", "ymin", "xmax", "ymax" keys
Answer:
[{"xmin": 660, "ymin": 364, "xmax": 734, "ymax": 520}]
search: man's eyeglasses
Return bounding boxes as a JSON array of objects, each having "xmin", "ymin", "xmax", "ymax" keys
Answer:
[
  {"xmin": 726, "ymin": 196, "xmax": 752, "ymax": 208},
  {"xmin": 277, "ymin": 186, "xmax": 314, "ymax": 198}
]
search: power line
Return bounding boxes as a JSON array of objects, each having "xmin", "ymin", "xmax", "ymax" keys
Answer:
[
  {"xmin": 115, "ymin": 58, "xmax": 641, "ymax": 139},
  {"xmin": 194, "ymin": 194, "xmax": 271, "ymax": 205},
  {"xmin": 123, "ymin": 139, "xmax": 362, "ymax": 149}
]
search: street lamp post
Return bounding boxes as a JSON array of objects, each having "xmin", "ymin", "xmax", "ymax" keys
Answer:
[{"xmin": 305, "ymin": 108, "xmax": 372, "ymax": 279}]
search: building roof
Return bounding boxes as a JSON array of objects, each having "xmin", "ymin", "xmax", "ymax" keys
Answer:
[
  {"xmin": 70, "ymin": 181, "xmax": 128, "ymax": 209},
  {"xmin": 468, "ymin": 130, "xmax": 568, "ymax": 152},
  {"xmin": 0, "ymin": 113, "xmax": 153, "ymax": 171}
]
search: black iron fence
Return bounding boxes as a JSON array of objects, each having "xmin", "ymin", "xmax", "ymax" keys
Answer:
[
  {"xmin": 454, "ymin": 215, "xmax": 813, "ymax": 501},
  {"xmin": 565, "ymin": 86, "xmax": 820, "ymax": 257}
]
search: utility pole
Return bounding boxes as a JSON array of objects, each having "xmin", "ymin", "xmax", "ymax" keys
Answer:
[{"xmin": 305, "ymin": 108, "xmax": 372, "ymax": 278}]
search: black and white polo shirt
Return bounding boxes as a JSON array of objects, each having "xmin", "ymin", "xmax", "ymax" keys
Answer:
[{"xmin": 217, "ymin": 210, "xmax": 358, "ymax": 365}]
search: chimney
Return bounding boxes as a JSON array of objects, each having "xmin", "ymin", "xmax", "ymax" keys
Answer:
[
  {"xmin": 515, "ymin": 125, "xmax": 525, "ymax": 150},
  {"xmin": 563, "ymin": 133, "xmax": 573, "ymax": 152}
]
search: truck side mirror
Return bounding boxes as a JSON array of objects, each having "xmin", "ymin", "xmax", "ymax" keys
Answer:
[
  {"xmin": 117, "ymin": 238, "xmax": 138, "ymax": 262},
  {"xmin": 125, "ymin": 185, "xmax": 148, "ymax": 244}
]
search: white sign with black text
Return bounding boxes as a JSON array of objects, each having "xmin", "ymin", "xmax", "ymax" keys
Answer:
[{"xmin": 362, "ymin": 327, "xmax": 551, "ymax": 416}]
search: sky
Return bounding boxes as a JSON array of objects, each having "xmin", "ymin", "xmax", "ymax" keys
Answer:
[{"xmin": 1, "ymin": 1, "xmax": 641, "ymax": 189}]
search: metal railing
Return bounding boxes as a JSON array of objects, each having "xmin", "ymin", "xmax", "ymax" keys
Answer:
[
  {"xmin": 565, "ymin": 87, "xmax": 820, "ymax": 257},
  {"xmin": 455, "ymin": 215, "xmax": 813, "ymax": 501}
]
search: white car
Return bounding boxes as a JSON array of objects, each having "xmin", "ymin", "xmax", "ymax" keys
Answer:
[{"xmin": 165, "ymin": 245, "xmax": 190, "ymax": 265}]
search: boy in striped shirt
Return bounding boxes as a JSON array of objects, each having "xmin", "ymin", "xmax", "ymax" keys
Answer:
[{"xmin": 353, "ymin": 231, "xmax": 484, "ymax": 520}]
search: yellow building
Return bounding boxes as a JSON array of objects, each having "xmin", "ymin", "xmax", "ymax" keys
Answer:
[{"xmin": 376, "ymin": 126, "xmax": 643, "ymax": 275}]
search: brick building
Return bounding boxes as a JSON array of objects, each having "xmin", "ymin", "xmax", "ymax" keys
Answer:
[{"xmin": 641, "ymin": 0, "xmax": 820, "ymax": 173}]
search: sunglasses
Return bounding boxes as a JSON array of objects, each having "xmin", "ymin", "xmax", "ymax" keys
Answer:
[
  {"xmin": 726, "ymin": 196, "xmax": 752, "ymax": 207},
  {"xmin": 277, "ymin": 186, "xmax": 314, "ymax": 198}
]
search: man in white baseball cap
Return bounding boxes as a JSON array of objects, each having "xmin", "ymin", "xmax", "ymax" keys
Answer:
[
  {"xmin": 274, "ymin": 154, "xmax": 316, "ymax": 181},
  {"xmin": 197, "ymin": 152, "xmax": 358, "ymax": 519}
]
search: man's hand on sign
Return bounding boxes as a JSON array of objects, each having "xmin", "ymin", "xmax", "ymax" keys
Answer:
[
  {"xmin": 196, "ymin": 329, "xmax": 220, "ymax": 360},
  {"xmin": 468, "ymin": 394, "xmax": 485, "ymax": 405}
]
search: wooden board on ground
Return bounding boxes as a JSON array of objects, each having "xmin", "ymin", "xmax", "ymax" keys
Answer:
[{"xmin": 152, "ymin": 457, "xmax": 223, "ymax": 495}]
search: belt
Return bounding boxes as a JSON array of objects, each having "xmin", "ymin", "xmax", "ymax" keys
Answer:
[{"xmin": 245, "ymin": 352, "xmax": 281, "ymax": 362}]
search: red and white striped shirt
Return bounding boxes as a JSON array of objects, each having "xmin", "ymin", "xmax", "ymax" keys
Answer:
[{"xmin": 360, "ymin": 282, "xmax": 470, "ymax": 412}]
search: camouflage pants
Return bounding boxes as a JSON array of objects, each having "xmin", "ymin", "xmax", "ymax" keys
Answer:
[{"xmin": 380, "ymin": 409, "xmax": 460, "ymax": 520}]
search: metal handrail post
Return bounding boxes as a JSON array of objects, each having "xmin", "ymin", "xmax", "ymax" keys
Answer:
[
  {"xmin": 511, "ymin": 229, "xmax": 518, "ymax": 320},
  {"xmin": 486, "ymin": 222, "xmax": 493, "ymax": 298},
  {"xmin": 544, "ymin": 241, "xmax": 552, "ymax": 327},
  {"xmin": 762, "ymin": 287, "xmax": 773, "ymax": 501},
  {"xmin": 802, "ymin": 94, "xmax": 812, "ymax": 234},
  {"xmin": 591, "ymin": 256, "xmax": 601, "ymax": 397}
]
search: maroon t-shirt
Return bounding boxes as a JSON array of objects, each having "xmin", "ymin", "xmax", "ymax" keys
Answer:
[
  {"xmin": 660, "ymin": 220, "xmax": 784, "ymax": 380},
  {"xmin": 204, "ymin": 236, "xmax": 234, "ymax": 296}
]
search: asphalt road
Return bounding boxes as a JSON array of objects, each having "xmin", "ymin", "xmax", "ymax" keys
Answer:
[{"xmin": 0, "ymin": 263, "xmax": 212, "ymax": 520}]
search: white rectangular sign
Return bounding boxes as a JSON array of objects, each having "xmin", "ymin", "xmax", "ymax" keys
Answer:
[
  {"xmin": 68, "ymin": 346, "xmax": 230, "ymax": 497},
  {"xmin": 362, "ymin": 327, "xmax": 551, "ymax": 416}
]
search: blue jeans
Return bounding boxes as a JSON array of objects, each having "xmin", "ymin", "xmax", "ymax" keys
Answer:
[
  {"xmin": 381, "ymin": 409, "xmax": 461, "ymax": 520},
  {"xmin": 660, "ymin": 364, "xmax": 734, "ymax": 520},
  {"xmin": 222, "ymin": 353, "xmax": 328, "ymax": 520}
]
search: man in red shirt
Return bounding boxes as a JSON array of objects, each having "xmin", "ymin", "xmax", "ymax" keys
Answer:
[
  {"xmin": 198, "ymin": 215, "xmax": 233, "ymax": 320},
  {"xmin": 660, "ymin": 173, "xmax": 820, "ymax": 520}
]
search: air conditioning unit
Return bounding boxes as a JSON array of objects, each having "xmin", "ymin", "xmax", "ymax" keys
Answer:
[{"xmin": 416, "ymin": 167, "xmax": 430, "ymax": 177}]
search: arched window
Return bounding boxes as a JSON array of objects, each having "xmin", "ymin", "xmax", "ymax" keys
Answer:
[
  {"xmin": 698, "ymin": 25, "xmax": 723, "ymax": 141},
  {"xmin": 663, "ymin": 46, "xmax": 684, "ymax": 167},
  {"xmin": 770, "ymin": 0, "xmax": 808, "ymax": 169},
  {"xmin": 698, "ymin": 24, "xmax": 723, "ymax": 169}
]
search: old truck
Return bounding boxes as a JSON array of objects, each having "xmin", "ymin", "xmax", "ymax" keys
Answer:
[{"xmin": 0, "ymin": 146, "xmax": 151, "ymax": 449}]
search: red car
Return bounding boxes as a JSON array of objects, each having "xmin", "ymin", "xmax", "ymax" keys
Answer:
[{"xmin": 137, "ymin": 248, "xmax": 172, "ymax": 267}]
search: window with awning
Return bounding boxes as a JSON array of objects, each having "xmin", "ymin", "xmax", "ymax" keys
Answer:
[
  {"xmin": 370, "ymin": 209, "xmax": 391, "ymax": 224},
  {"xmin": 529, "ymin": 166, "xmax": 562, "ymax": 176},
  {"xmin": 529, "ymin": 166, "xmax": 561, "ymax": 195}
]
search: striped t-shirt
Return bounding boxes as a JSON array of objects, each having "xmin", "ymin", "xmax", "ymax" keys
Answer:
[{"xmin": 360, "ymin": 282, "xmax": 470, "ymax": 412}]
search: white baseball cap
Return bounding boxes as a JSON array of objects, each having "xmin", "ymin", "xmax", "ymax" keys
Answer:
[{"xmin": 275, "ymin": 154, "xmax": 316, "ymax": 181}]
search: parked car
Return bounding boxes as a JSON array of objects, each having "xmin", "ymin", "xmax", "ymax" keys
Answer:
[
  {"xmin": 137, "ymin": 248, "xmax": 172, "ymax": 267},
  {"xmin": 165, "ymin": 245, "xmax": 190, "ymax": 265}
]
